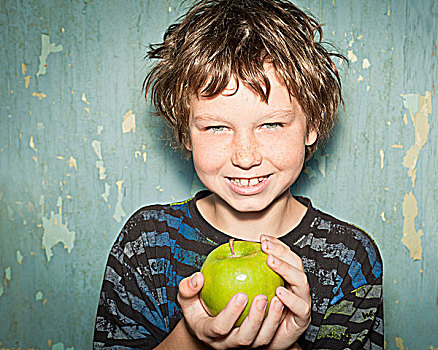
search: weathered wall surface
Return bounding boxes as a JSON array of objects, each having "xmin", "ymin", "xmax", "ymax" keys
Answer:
[{"xmin": 0, "ymin": 0, "xmax": 436, "ymax": 349}]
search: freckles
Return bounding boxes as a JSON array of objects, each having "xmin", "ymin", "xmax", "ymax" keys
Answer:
[{"xmin": 192, "ymin": 145, "xmax": 227, "ymax": 174}]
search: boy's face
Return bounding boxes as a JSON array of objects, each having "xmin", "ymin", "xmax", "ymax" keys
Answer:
[{"xmin": 187, "ymin": 67, "xmax": 317, "ymax": 213}]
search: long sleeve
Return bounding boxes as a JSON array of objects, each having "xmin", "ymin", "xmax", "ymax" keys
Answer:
[
  {"xmin": 93, "ymin": 231, "xmax": 173, "ymax": 349},
  {"xmin": 287, "ymin": 199, "xmax": 384, "ymax": 350},
  {"xmin": 310, "ymin": 226, "xmax": 384, "ymax": 349},
  {"xmin": 93, "ymin": 200, "xmax": 213, "ymax": 349}
]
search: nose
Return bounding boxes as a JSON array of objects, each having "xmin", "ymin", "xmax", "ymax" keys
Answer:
[{"xmin": 231, "ymin": 132, "xmax": 262, "ymax": 169}]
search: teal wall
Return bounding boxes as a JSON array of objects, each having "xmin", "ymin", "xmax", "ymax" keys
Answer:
[{"xmin": 0, "ymin": 0, "xmax": 436, "ymax": 349}]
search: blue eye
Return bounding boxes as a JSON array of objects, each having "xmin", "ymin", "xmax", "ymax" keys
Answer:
[
  {"xmin": 206, "ymin": 126, "xmax": 228, "ymax": 133},
  {"xmin": 262, "ymin": 123, "xmax": 282, "ymax": 130}
]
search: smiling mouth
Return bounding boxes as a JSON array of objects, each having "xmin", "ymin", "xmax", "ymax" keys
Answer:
[{"xmin": 228, "ymin": 176, "xmax": 269, "ymax": 187}]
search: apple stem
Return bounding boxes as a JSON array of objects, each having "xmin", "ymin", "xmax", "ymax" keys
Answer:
[{"xmin": 229, "ymin": 239, "xmax": 236, "ymax": 257}]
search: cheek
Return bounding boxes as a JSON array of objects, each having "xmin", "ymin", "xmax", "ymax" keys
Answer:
[
  {"xmin": 191, "ymin": 139, "xmax": 228, "ymax": 175},
  {"xmin": 264, "ymin": 135, "xmax": 306, "ymax": 170}
]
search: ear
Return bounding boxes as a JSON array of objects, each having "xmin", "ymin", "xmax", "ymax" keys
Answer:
[
  {"xmin": 305, "ymin": 128, "xmax": 318, "ymax": 146},
  {"xmin": 184, "ymin": 137, "xmax": 192, "ymax": 152}
]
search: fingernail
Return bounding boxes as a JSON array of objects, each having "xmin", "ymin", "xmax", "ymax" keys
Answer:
[
  {"xmin": 256, "ymin": 297, "xmax": 268, "ymax": 311},
  {"xmin": 235, "ymin": 293, "xmax": 247, "ymax": 306},
  {"xmin": 274, "ymin": 298, "xmax": 283, "ymax": 312},
  {"xmin": 277, "ymin": 286, "xmax": 286, "ymax": 296},
  {"xmin": 190, "ymin": 274, "xmax": 198, "ymax": 288},
  {"xmin": 268, "ymin": 255, "xmax": 279, "ymax": 266}
]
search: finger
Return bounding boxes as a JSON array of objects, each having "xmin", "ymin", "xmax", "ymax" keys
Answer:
[
  {"xmin": 177, "ymin": 272, "xmax": 204, "ymax": 307},
  {"xmin": 251, "ymin": 296, "xmax": 284, "ymax": 347},
  {"xmin": 260, "ymin": 235, "xmax": 304, "ymax": 271},
  {"xmin": 276, "ymin": 286, "xmax": 311, "ymax": 328},
  {"xmin": 266, "ymin": 254, "xmax": 310, "ymax": 298},
  {"xmin": 203, "ymin": 293, "xmax": 248, "ymax": 339},
  {"xmin": 230, "ymin": 295, "xmax": 268, "ymax": 348}
]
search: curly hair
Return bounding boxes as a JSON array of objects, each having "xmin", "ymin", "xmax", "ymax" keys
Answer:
[{"xmin": 143, "ymin": 0, "xmax": 344, "ymax": 160}]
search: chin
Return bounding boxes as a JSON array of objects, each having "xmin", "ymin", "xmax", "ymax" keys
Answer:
[{"xmin": 225, "ymin": 196, "xmax": 272, "ymax": 213}]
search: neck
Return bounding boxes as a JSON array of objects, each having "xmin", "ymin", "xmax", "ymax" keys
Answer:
[{"xmin": 197, "ymin": 191, "xmax": 307, "ymax": 241}]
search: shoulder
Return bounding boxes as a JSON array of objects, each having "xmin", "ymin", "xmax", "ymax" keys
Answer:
[
  {"xmin": 116, "ymin": 198, "xmax": 194, "ymax": 247},
  {"xmin": 109, "ymin": 194, "xmax": 215, "ymax": 273},
  {"xmin": 311, "ymin": 205, "xmax": 382, "ymax": 271},
  {"xmin": 293, "ymin": 197, "xmax": 382, "ymax": 289}
]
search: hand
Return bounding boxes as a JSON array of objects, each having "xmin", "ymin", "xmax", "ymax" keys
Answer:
[
  {"xmin": 258, "ymin": 234, "xmax": 312, "ymax": 349},
  {"xmin": 177, "ymin": 270, "xmax": 285, "ymax": 349}
]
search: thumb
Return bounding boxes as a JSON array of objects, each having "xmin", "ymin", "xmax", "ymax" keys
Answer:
[{"xmin": 178, "ymin": 272, "xmax": 204, "ymax": 303}]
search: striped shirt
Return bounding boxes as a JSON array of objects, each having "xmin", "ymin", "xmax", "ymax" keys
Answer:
[{"xmin": 94, "ymin": 191, "xmax": 383, "ymax": 349}]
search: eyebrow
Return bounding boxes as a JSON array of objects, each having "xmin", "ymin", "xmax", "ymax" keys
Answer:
[{"xmin": 193, "ymin": 109, "xmax": 296, "ymax": 121}]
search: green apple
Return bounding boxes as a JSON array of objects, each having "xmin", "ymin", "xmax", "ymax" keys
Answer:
[{"xmin": 200, "ymin": 239, "xmax": 284, "ymax": 327}]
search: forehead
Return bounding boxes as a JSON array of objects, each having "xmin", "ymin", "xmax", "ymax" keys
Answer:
[{"xmin": 189, "ymin": 66, "xmax": 300, "ymax": 117}]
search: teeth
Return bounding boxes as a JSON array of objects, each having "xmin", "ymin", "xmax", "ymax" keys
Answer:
[{"xmin": 230, "ymin": 177, "xmax": 267, "ymax": 187}]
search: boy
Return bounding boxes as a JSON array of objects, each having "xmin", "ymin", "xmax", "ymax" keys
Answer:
[{"xmin": 94, "ymin": 0, "xmax": 383, "ymax": 349}]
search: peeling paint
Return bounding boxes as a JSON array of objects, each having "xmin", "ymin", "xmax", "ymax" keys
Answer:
[
  {"xmin": 113, "ymin": 180, "xmax": 126, "ymax": 223},
  {"xmin": 4, "ymin": 267, "xmax": 11, "ymax": 285},
  {"xmin": 68, "ymin": 156, "xmax": 77, "ymax": 171},
  {"xmin": 51, "ymin": 342, "xmax": 73, "ymax": 350},
  {"xmin": 16, "ymin": 250, "xmax": 23, "ymax": 264},
  {"xmin": 36, "ymin": 34, "xmax": 63, "ymax": 78},
  {"xmin": 91, "ymin": 140, "xmax": 102, "ymax": 160},
  {"xmin": 395, "ymin": 337, "xmax": 405, "ymax": 350},
  {"xmin": 347, "ymin": 50, "xmax": 357, "ymax": 62},
  {"xmin": 81, "ymin": 92, "xmax": 90, "ymax": 104},
  {"xmin": 42, "ymin": 197, "xmax": 76, "ymax": 262},
  {"xmin": 401, "ymin": 92, "xmax": 431, "ymax": 187},
  {"xmin": 24, "ymin": 75, "xmax": 31, "ymax": 88},
  {"xmin": 32, "ymin": 91, "xmax": 47, "ymax": 100},
  {"xmin": 122, "ymin": 110, "xmax": 136, "ymax": 133},
  {"xmin": 134, "ymin": 145, "xmax": 148, "ymax": 163},
  {"xmin": 402, "ymin": 191, "xmax": 423, "ymax": 260},
  {"xmin": 92, "ymin": 140, "xmax": 107, "ymax": 180},
  {"xmin": 29, "ymin": 136, "xmax": 38, "ymax": 152},
  {"xmin": 362, "ymin": 58, "xmax": 371, "ymax": 69},
  {"xmin": 379, "ymin": 149, "xmax": 384, "ymax": 169},
  {"xmin": 101, "ymin": 183, "xmax": 111, "ymax": 202}
]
